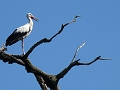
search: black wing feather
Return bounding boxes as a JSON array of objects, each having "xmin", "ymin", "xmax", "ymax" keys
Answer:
[{"xmin": 6, "ymin": 29, "xmax": 27, "ymax": 46}]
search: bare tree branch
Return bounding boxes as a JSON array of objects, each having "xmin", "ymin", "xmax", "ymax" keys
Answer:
[
  {"xmin": 79, "ymin": 56, "xmax": 102, "ymax": 65},
  {"xmin": 0, "ymin": 50, "xmax": 58, "ymax": 90},
  {"xmin": 23, "ymin": 15, "xmax": 81, "ymax": 58},
  {"xmin": 71, "ymin": 41, "xmax": 85, "ymax": 62},
  {"xmin": 56, "ymin": 56, "xmax": 110, "ymax": 81},
  {"xmin": 0, "ymin": 51, "xmax": 25, "ymax": 65},
  {"xmin": 56, "ymin": 44, "xmax": 111, "ymax": 81},
  {"xmin": 34, "ymin": 74, "xmax": 48, "ymax": 90},
  {"xmin": 21, "ymin": 58, "xmax": 60, "ymax": 90},
  {"xmin": 99, "ymin": 57, "xmax": 111, "ymax": 60}
]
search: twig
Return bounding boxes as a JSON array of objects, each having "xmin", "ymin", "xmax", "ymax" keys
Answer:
[
  {"xmin": 71, "ymin": 41, "xmax": 85, "ymax": 62},
  {"xmin": 99, "ymin": 57, "xmax": 111, "ymax": 60},
  {"xmin": 72, "ymin": 15, "xmax": 81, "ymax": 23},
  {"xmin": 80, "ymin": 56, "xmax": 101, "ymax": 65}
]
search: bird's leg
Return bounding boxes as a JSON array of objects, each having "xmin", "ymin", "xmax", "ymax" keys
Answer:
[{"xmin": 21, "ymin": 39, "xmax": 25, "ymax": 55}]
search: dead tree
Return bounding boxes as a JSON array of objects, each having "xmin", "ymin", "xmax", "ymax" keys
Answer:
[{"xmin": 0, "ymin": 16, "xmax": 110, "ymax": 90}]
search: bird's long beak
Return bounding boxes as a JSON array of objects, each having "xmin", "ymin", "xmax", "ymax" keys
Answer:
[{"xmin": 31, "ymin": 16, "xmax": 39, "ymax": 22}]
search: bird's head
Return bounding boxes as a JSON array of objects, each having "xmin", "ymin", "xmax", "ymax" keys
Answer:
[{"xmin": 27, "ymin": 13, "xmax": 39, "ymax": 21}]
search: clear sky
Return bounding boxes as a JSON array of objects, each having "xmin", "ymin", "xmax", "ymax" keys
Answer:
[{"xmin": 0, "ymin": 0, "xmax": 119, "ymax": 90}]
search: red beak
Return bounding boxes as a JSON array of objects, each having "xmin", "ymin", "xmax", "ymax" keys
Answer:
[{"xmin": 31, "ymin": 16, "xmax": 39, "ymax": 22}]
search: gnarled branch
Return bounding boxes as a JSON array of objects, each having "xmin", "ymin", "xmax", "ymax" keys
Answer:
[
  {"xmin": 56, "ymin": 44, "xmax": 111, "ymax": 81},
  {"xmin": 0, "ymin": 15, "xmax": 110, "ymax": 90},
  {"xmin": 23, "ymin": 15, "xmax": 81, "ymax": 58},
  {"xmin": 0, "ymin": 15, "xmax": 81, "ymax": 90}
]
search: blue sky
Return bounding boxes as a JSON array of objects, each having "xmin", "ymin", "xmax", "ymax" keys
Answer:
[{"xmin": 0, "ymin": 0, "xmax": 119, "ymax": 90}]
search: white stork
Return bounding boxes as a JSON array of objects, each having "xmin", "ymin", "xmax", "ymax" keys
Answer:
[{"xmin": 5, "ymin": 13, "xmax": 38, "ymax": 55}]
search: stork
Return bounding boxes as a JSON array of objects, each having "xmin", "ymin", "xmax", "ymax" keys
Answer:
[{"xmin": 5, "ymin": 13, "xmax": 38, "ymax": 55}]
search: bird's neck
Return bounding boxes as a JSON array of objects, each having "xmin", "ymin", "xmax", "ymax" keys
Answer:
[{"xmin": 28, "ymin": 17, "xmax": 33, "ymax": 26}]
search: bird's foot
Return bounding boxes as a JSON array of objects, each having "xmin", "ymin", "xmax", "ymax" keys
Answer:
[
  {"xmin": 0, "ymin": 43, "xmax": 7, "ymax": 51},
  {"xmin": 22, "ymin": 52, "xmax": 25, "ymax": 56}
]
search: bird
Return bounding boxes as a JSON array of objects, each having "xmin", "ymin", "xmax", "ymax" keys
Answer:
[{"xmin": 5, "ymin": 13, "xmax": 38, "ymax": 55}]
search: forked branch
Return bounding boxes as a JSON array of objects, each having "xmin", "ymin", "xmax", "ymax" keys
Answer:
[
  {"xmin": 56, "ymin": 44, "xmax": 111, "ymax": 80},
  {"xmin": 24, "ymin": 15, "xmax": 81, "ymax": 58}
]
